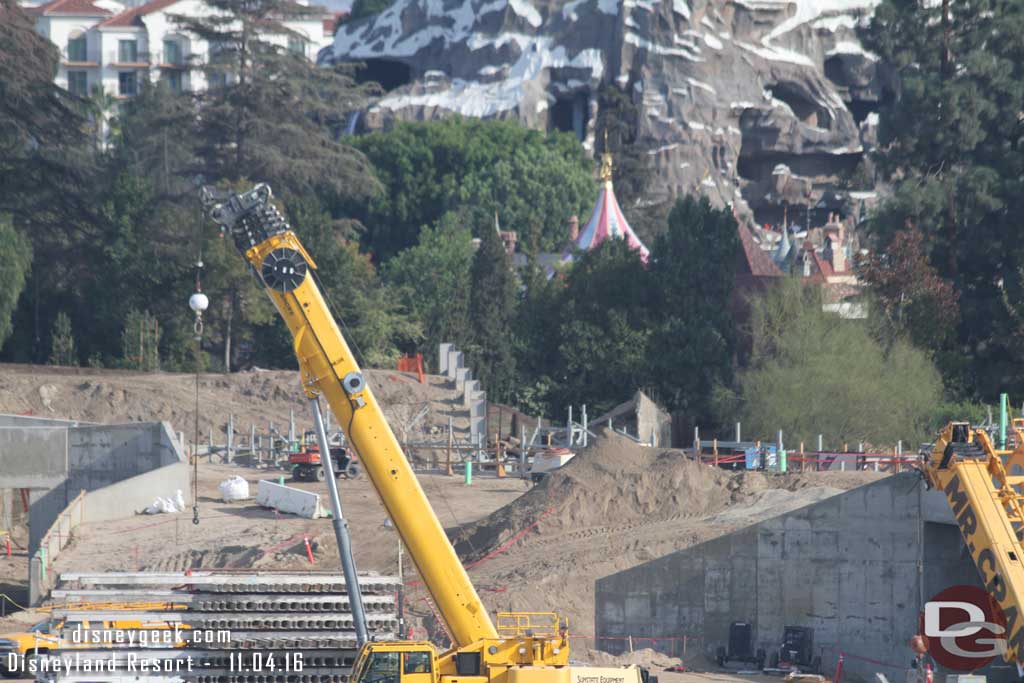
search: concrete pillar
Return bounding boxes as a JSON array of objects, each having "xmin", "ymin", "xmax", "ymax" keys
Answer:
[
  {"xmin": 456, "ymin": 367, "xmax": 473, "ymax": 395},
  {"xmin": 439, "ymin": 343, "xmax": 453, "ymax": 376},
  {"xmin": 447, "ymin": 350, "xmax": 464, "ymax": 380},
  {"xmin": 463, "ymin": 380, "xmax": 481, "ymax": 410}
]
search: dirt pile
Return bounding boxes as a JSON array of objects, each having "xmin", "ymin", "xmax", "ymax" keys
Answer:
[
  {"xmin": 447, "ymin": 430, "xmax": 887, "ymax": 645},
  {"xmin": 452, "ymin": 430, "xmax": 869, "ymax": 561}
]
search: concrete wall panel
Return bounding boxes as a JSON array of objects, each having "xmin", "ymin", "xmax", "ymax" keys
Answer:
[
  {"xmin": 0, "ymin": 427, "xmax": 68, "ymax": 487},
  {"xmin": 594, "ymin": 473, "xmax": 1009, "ymax": 683}
]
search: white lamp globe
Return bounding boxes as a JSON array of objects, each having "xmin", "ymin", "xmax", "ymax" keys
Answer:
[{"xmin": 189, "ymin": 292, "xmax": 209, "ymax": 313}]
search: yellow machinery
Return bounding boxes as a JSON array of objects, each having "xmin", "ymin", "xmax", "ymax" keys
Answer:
[
  {"xmin": 922, "ymin": 422, "xmax": 1024, "ymax": 663},
  {"xmin": 205, "ymin": 185, "xmax": 651, "ymax": 683}
]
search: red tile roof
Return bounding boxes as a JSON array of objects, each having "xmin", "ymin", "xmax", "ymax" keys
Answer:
[
  {"xmin": 737, "ymin": 224, "xmax": 783, "ymax": 278},
  {"xmin": 32, "ymin": 0, "xmax": 111, "ymax": 16},
  {"xmin": 98, "ymin": 0, "xmax": 180, "ymax": 27},
  {"xmin": 323, "ymin": 11, "xmax": 345, "ymax": 34}
]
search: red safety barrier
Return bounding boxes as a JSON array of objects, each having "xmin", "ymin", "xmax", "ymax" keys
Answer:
[{"xmin": 397, "ymin": 354, "xmax": 426, "ymax": 384}]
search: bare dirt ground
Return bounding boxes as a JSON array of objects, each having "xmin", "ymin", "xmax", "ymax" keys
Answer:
[
  {"xmin": 0, "ymin": 363, "xmax": 472, "ymax": 443},
  {"xmin": 0, "ymin": 365, "xmax": 889, "ymax": 675}
]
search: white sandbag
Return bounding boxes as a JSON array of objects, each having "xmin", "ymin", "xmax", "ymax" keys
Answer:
[
  {"xmin": 218, "ymin": 476, "xmax": 250, "ymax": 502},
  {"xmin": 142, "ymin": 490, "xmax": 185, "ymax": 514},
  {"xmin": 143, "ymin": 497, "xmax": 176, "ymax": 514}
]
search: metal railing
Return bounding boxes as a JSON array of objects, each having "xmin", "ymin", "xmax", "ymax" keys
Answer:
[{"xmin": 495, "ymin": 612, "xmax": 561, "ymax": 638}]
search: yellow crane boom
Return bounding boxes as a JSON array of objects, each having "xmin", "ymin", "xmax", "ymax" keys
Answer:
[
  {"xmin": 205, "ymin": 184, "xmax": 497, "ymax": 647},
  {"xmin": 923, "ymin": 422, "xmax": 1024, "ymax": 662}
]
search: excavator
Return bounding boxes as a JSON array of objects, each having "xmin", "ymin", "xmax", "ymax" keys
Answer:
[
  {"xmin": 205, "ymin": 185, "xmax": 654, "ymax": 683},
  {"xmin": 921, "ymin": 422, "xmax": 1024, "ymax": 666}
]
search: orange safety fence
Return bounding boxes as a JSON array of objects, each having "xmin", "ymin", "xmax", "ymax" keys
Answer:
[{"xmin": 397, "ymin": 353, "xmax": 425, "ymax": 384}]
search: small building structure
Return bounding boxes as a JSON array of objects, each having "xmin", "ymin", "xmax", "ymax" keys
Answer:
[{"xmin": 590, "ymin": 390, "xmax": 671, "ymax": 447}]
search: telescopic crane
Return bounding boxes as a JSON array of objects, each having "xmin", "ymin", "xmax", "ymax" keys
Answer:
[
  {"xmin": 922, "ymin": 422, "xmax": 1024, "ymax": 664},
  {"xmin": 204, "ymin": 184, "xmax": 652, "ymax": 683}
]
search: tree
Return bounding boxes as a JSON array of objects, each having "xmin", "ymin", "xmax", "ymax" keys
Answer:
[
  {"xmin": 545, "ymin": 239, "xmax": 654, "ymax": 415},
  {"xmin": 858, "ymin": 225, "xmax": 960, "ymax": 350},
  {"xmin": 714, "ymin": 278, "xmax": 944, "ymax": 446},
  {"xmin": 382, "ymin": 213, "xmax": 475, "ymax": 368},
  {"xmin": 0, "ymin": 216, "xmax": 31, "ymax": 351},
  {"xmin": 173, "ymin": 0, "xmax": 379, "ymax": 205},
  {"xmin": 860, "ymin": 0, "xmax": 1024, "ymax": 396},
  {"xmin": 49, "ymin": 312, "xmax": 76, "ymax": 366},
  {"xmin": 646, "ymin": 196, "xmax": 739, "ymax": 419},
  {"xmin": 467, "ymin": 224, "xmax": 518, "ymax": 403},
  {"xmin": 121, "ymin": 310, "xmax": 161, "ymax": 370},
  {"xmin": 352, "ymin": 119, "xmax": 596, "ymax": 260}
]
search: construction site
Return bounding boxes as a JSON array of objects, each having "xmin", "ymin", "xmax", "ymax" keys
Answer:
[{"xmin": 0, "ymin": 186, "xmax": 1019, "ymax": 683}]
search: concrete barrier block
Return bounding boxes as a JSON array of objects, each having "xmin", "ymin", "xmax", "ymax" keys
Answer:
[
  {"xmin": 463, "ymin": 380, "xmax": 480, "ymax": 409},
  {"xmin": 447, "ymin": 351, "xmax": 463, "ymax": 380},
  {"xmin": 256, "ymin": 480, "xmax": 323, "ymax": 518},
  {"xmin": 455, "ymin": 368, "xmax": 473, "ymax": 393},
  {"xmin": 470, "ymin": 394, "xmax": 487, "ymax": 418},
  {"xmin": 439, "ymin": 343, "xmax": 453, "ymax": 376}
]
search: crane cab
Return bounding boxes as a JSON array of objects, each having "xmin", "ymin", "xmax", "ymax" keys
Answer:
[{"xmin": 351, "ymin": 642, "xmax": 438, "ymax": 683}]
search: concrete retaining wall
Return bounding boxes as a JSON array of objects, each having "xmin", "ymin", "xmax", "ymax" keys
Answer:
[
  {"xmin": 0, "ymin": 415, "xmax": 189, "ymax": 605},
  {"xmin": 595, "ymin": 474, "xmax": 1009, "ymax": 683}
]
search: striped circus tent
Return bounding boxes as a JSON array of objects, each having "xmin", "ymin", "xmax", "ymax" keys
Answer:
[{"xmin": 575, "ymin": 151, "xmax": 650, "ymax": 263}]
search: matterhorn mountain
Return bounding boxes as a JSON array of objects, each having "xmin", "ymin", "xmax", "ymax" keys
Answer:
[{"xmin": 323, "ymin": 0, "xmax": 886, "ymax": 225}]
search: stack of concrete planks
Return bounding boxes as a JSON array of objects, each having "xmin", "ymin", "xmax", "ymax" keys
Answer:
[{"xmin": 37, "ymin": 571, "xmax": 401, "ymax": 683}]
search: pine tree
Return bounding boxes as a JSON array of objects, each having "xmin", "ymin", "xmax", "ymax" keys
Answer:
[
  {"xmin": 861, "ymin": 0, "xmax": 1024, "ymax": 394},
  {"xmin": 647, "ymin": 196, "xmax": 739, "ymax": 418},
  {"xmin": 467, "ymin": 223, "xmax": 518, "ymax": 403},
  {"xmin": 49, "ymin": 312, "xmax": 76, "ymax": 366},
  {"xmin": 171, "ymin": 0, "xmax": 379, "ymax": 204},
  {"xmin": 0, "ymin": 216, "xmax": 31, "ymax": 351}
]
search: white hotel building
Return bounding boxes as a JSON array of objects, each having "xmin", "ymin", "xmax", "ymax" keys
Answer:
[{"xmin": 23, "ymin": 0, "xmax": 335, "ymax": 98}]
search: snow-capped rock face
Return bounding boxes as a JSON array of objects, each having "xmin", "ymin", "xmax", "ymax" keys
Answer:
[{"xmin": 324, "ymin": 0, "xmax": 886, "ymax": 223}]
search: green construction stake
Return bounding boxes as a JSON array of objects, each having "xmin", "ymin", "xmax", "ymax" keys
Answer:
[
  {"xmin": 278, "ymin": 476, "xmax": 285, "ymax": 486},
  {"xmin": 464, "ymin": 460, "xmax": 473, "ymax": 485},
  {"xmin": 1001, "ymin": 393, "xmax": 1009, "ymax": 450}
]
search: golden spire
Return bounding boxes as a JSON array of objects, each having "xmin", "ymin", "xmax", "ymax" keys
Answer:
[{"xmin": 599, "ymin": 130, "xmax": 613, "ymax": 183}]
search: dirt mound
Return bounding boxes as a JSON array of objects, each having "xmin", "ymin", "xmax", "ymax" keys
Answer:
[
  {"xmin": 452, "ymin": 429, "xmax": 798, "ymax": 560},
  {"xmin": 447, "ymin": 430, "xmax": 887, "ymax": 641}
]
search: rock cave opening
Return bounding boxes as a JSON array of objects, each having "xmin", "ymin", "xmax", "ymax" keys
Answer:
[
  {"xmin": 847, "ymin": 100, "xmax": 876, "ymax": 124},
  {"xmin": 354, "ymin": 59, "xmax": 413, "ymax": 91},
  {"xmin": 737, "ymin": 149, "xmax": 863, "ymax": 227},
  {"xmin": 767, "ymin": 82, "xmax": 833, "ymax": 130},
  {"xmin": 550, "ymin": 91, "xmax": 590, "ymax": 141}
]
